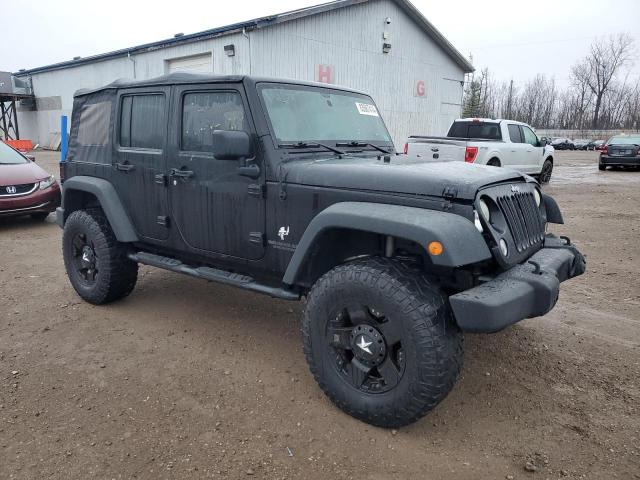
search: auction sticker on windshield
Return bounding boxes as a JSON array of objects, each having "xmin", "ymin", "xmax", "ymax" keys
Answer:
[{"xmin": 355, "ymin": 102, "xmax": 379, "ymax": 116}]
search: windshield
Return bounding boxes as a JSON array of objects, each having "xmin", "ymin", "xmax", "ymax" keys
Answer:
[
  {"xmin": 0, "ymin": 141, "xmax": 29, "ymax": 165},
  {"xmin": 259, "ymin": 84, "xmax": 393, "ymax": 147},
  {"xmin": 607, "ymin": 136, "xmax": 640, "ymax": 145}
]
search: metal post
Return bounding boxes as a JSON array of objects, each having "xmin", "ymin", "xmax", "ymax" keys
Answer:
[
  {"xmin": 61, "ymin": 115, "xmax": 68, "ymax": 162},
  {"xmin": 12, "ymin": 100, "xmax": 19, "ymax": 139}
]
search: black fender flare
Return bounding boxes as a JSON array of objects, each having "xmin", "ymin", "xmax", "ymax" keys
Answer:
[
  {"xmin": 58, "ymin": 176, "xmax": 138, "ymax": 242},
  {"xmin": 542, "ymin": 193, "xmax": 564, "ymax": 224},
  {"xmin": 282, "ymin": 202, "xmax": 492, "ymax": 285}
]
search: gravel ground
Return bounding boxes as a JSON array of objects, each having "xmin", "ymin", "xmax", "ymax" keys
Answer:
[{"xmin": 1, "ymin": 150, "xmax": 638, "ymax": 479}]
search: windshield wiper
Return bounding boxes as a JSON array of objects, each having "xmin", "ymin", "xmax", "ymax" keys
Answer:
[
  {"xmin": 336, "ymin": 141, "xmax": 393, "ymax": 154},
  {"xmin": 278, "ymin": 142, "xmax": 346, "ymax": 155}
]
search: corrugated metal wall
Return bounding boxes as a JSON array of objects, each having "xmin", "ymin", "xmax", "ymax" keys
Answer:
[{"xmin": 17, "ymin": 0, "xmax": 465, "ymax": 147}]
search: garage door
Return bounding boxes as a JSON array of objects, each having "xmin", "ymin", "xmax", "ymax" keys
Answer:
[{"xmin": 166, "ymin": 53, "xmax": 213, "ymax": 74}]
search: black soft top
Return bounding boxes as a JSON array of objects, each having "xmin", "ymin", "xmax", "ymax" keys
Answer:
[{"xmin": 74, "ymin": 73, "xmax": 368, "ymax": 98}]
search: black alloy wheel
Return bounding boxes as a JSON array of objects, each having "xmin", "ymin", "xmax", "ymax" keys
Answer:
[
  {"xmin": 70, "ymin": 232, "xmax": 99, "ymax": 286},
  {"xmin": 327, "ymin": 303, "xmax": 405, "ymax": 394}
]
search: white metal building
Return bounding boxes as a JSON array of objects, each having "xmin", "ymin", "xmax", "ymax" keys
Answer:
[{"xmin": 14, "ymin": 0, "xmax": 473, "ymax": 147}]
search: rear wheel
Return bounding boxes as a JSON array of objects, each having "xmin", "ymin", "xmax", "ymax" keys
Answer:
[
  {"xmin": 303, "ymin": 257, "xmax": 463, "ymax": 428},
  {"xmin": 62, "ymin": 209, "xmax": 138, "ymax": 305},
  {"xmin": 539, "ymin": 159, "xmax": 553, "ymax": 183},
  {"xmin": 487, "ymin": 158, "xmax": 501, "ymax": 167}
]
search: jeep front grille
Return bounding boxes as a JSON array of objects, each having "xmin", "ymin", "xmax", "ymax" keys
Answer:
[{"xmin": 497, "ymin": 192, "xmax": 545, "ymax": 253}]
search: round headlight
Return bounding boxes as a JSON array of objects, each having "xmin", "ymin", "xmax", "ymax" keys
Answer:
[
  {"xmin": 499, "ymin": 238, "xmax": 508, "ymax": 257},
  {"xmin": 533, "ymin": 189, "xmax": 541, "ymax": 207},
  {"xmin": 479, "ymin": 199, "xmax": 491, "ymax": 222}
]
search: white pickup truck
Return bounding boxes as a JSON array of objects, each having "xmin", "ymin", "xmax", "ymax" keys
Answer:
[{"xmin": 404, "ymin": 118, "xmax": 555, "ymax": 183}]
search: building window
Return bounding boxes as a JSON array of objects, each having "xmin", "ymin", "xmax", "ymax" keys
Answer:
[
  {"xmin": 182, "ymin": 91, "xmax": 246, "ymax": 153},
  {"xmin": 120, "ymin": 94, "xmax": 165, "ymax": 149}
]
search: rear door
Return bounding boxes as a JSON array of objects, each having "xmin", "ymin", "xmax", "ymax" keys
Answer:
[
  {"xmin": 520, "ymin": 125, "xmax": 544, "ymax": 174},
  {"xmin": 506, "ymin": 124, "xmax": 527, "ymax": 170},
  {"xmin": 166, "ymin": 83, "xmax": 266, "ymax": 260},
  {"xmin": 113, "ymin": 88, "xmax": 170, "ymax": 241}
]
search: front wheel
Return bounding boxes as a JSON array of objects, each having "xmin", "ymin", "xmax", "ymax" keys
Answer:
[
  {"xmin": 598, "ymin": 163, "xmax": 606, "ymax": 171},
  {"xmin": 302, "ymin": 258, "xmax": 463, "ymax": 428},
  {"xmin": 539, "ymin": 159, "xmax": 553, "ymax": 184},
  {"xmin": 62, "ymin": 209, "xmax": 138, "ymax": 305}
]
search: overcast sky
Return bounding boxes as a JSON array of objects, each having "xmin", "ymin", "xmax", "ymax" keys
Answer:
[{"xmin": 2, "ymin": 0, "xmax": 639, "ymax": 88}]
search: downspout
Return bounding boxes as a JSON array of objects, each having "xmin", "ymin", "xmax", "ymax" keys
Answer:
[
  {"xmin": 242, "ymin": 27, "xmax": 252, "ymax": 74},
  {"xmin": 128, "ymin": 51, "xmax": 137, "ymax": 79}
]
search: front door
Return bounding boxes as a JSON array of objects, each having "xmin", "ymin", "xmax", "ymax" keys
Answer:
[
  {"xmin": 520, "ymin": 125, "xmax": 544, "ymax": 174},
  {"xmin": 166, "ymin": 84, "xmax": 265, "ymax": 260},
  {"xmin": 506, "ymin": 123, "xmax": 527, "ymax": 171},
  {"xmin": 113, "ymin": 87, "xmax": 170, "ymax": 241}
]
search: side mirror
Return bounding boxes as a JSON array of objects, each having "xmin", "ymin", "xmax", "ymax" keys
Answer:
[
  {"xmin": 211, "ymin": 130, "xmax": 252, "ymax": 160},
  {"xmin": 25, "ymin": 154, "xmax": 36, "ymax": 162},
  {"xmin": 539, "ymin": 138, "xmax": 547, "ymax": 147}
]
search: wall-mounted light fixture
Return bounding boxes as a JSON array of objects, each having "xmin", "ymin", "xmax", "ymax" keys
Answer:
[
  {"xmin": 224, "ymin": 44, "xmax": 235, "ymax": 57},
  {"xmin": 382, "ymin": 43, "xmax": 392, "ymax": 54}
]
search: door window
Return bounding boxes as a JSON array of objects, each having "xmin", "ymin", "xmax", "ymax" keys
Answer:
[
  {"xmin": 182, "ymin": 91, "xmax": 247, "ymax": 152},
  {"xmin": 120, "ymin": 94, "xmax": 165, "ymax": 149},
  {"xmin": 521, "ymin": 126, "xmax": 539, "ymax": 146},
  {"xmin": 507, "ymin": 124, "xmax": 523, "ymax": 143}
]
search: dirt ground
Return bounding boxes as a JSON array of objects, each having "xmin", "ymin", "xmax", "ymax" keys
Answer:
[{"xmin": 1, "ymin": 151, "xmax": 639, "ymax": 480}]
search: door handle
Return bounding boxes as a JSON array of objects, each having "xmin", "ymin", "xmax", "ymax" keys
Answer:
[
  {"xmin": 115, "ymin": 162, "xmax": 135, "ymax": 172},
  {"xmin": 170, "ymin": 168, "xmax": 194, "ymax": 179}
]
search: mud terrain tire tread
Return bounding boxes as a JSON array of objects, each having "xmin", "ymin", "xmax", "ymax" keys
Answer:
[
  {"xmin": 62, "ymin": 208, "xmax": 138, "ymax": 305},
  {"xmin": 302, "ymin": 257, "xmax": 463, "ymax": 428}
]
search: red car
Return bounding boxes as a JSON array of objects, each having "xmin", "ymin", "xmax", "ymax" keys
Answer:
[{"xmin": 0, "ymin": 141, "xmax": 61, "ymax": 220}]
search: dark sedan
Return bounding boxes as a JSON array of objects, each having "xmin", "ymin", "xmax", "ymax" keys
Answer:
[
  {"xmin": 0, "ymin": 142, "xmax": 61, "ymax": 220},
  {"xmin": 599, "ymin": 135, "xmax": 640, "ymax": 171},
  {"xmin": 551, "ymin": 137, "xmax": 575, "ymax": 150}
]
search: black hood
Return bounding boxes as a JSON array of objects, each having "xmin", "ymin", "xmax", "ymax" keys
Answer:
[{"xmin": 279, "ymin": 154, "xmax": 528, "ymax": 200}]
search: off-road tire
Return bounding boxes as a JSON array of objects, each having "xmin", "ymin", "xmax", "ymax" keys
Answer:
[
  {"xmin": 302, "ymin": 257, "xmax": 463, "ymax": 428},
  {"xmin": 62, "ymin": 208, "xmax": 138, "ymax": 305}
]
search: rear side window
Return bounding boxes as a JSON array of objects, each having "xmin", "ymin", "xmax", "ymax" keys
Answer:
[
  {"xmin": 182, "ymin": 91, "xmax": 246, "ymax": 153},
  {"xmin": 120, "ymin": 94, "xmax": 165, "ymax": 149},
  {"xmin": 447, "ymin": 121, "xmax": 502, "ymax": 140},
  {"xmin": 77, "ymin": 102, "xmax": 111, "ymax": 146},
  {"xmin": 508, "ymin": 124, "xmax": 523, "ymax": 143}
]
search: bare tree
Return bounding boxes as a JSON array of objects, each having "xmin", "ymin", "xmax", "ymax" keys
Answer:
[{"xmin": 575, "ymin": 34, "xmax": 636, "ymax": 128}]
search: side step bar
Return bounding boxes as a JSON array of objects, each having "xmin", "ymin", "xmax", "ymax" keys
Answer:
[{"xmin": 128, "ymin": 252, "xmax": 300, "ymax": 301}]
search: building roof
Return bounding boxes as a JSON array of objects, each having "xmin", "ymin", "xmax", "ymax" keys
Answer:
[{"xmin": 15, "ymin": 0, "xmax": 474, "ymax": 76}]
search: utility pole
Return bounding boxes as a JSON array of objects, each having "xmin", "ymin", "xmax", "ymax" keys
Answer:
[{"xmin": 506, "ymin": 79, "xmax": 514, "ymax": 119}]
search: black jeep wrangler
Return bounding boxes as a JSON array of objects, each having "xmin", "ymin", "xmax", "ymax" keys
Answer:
[{"xmin": 57, "ymin": 73, "xmax": 585, "ymax": 428}]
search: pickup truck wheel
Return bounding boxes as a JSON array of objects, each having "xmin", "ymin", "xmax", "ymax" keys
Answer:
[
  {"xmin": 302, "ymin": 257, "xmax": 463, "ymax": 428},
  {"xmin": 62, "ymin": 208, "xmax": 138, "ymax": 305},
  {"xmin": 487, "ymin": 158, "xmax": 501, "ymax": 167},
  {"xmin": 539, "ymin": 159, "xmax": 553, "ymax": 183}
]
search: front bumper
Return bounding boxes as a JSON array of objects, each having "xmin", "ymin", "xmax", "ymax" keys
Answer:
[
  {"xmin": 600, "ymin": 155, "xmax": 640, "ymax": 167},
  {"xmin": 0, "ymin": 185, "xmax": 61, "ymax": 217},
  {"xmin": 450, "ymin": 235, "xmax": 586, "ymax": 333}
]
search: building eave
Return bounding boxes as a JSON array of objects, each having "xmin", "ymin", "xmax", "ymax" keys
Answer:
[{"xmin": 14, "ymin": 0, "xmax": 473, "ymax": 76}]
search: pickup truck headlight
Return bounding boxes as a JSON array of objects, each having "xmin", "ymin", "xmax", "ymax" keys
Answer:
[{"xmin": 39, "ymin": 175, "xmax": 56, "ymax": 190}]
